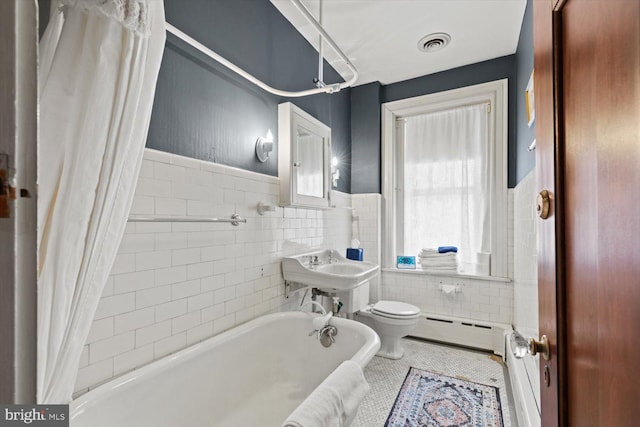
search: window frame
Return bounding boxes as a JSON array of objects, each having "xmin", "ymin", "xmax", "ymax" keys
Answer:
[{"xmin": 381, "ymin": 79, "xmax": 509, "ymax": 278}]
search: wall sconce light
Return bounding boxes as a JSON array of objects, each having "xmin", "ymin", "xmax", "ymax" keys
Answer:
[
  {"xmin": 331, "ymin": 156, "xmax": 340, "ymax": 188},
  {"xmin": 255, "ymin": 130, "xmax": 274, "ymax": 162}
]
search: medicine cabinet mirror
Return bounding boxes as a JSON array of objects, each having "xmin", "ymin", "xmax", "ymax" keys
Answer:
[{"xmin": 278, "ymin": 102, "xmax": 332, "ymax": 208}]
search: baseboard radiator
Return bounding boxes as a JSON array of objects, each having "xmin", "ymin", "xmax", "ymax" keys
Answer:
[{"xmin": 409, "ymin": 313, "xmax": 510, "ymax": 357}]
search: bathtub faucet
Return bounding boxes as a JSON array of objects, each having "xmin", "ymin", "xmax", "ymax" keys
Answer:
[
  {"xmin": 307, "ymin": 311, "xmax": 334, "ymax": 342},
  {"xmin": 301, "ymin": 300, "xmax": 337, "ymax": 345},
  {"xmin": 317, "ymin": 325, "xmax": 338, "ymax": 348}
]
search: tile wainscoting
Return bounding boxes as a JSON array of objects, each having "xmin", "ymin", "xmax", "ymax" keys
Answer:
[
  {"xmin": 73, "ymin": 152, "xmax": 531, "ymax": 399},
  {"xmin": 351, "ymin": 194, "xmax": 382, "ymax": 301},
  {"xmin": 509, "ymin": 169, "xmax": 541, "ymax": 426},
  {"xmin": 381, "ymin": 270, "xmax": 513, "ymax": 324},
  {"xmin": 352, "ymin": 192, "xmax": 515, "ymax": 325},
  {"xmin": 74, "ymin": 149, "xmax": 353, "ymax": 396}
]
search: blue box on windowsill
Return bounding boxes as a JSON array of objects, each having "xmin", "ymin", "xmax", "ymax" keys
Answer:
[
  {"xmin": 346, "ymin": 248, "xmax": 363, "ymax": 261},
  {"xmin": 397, "ymin": 256, "xmax": 416, "ymax": 269}
]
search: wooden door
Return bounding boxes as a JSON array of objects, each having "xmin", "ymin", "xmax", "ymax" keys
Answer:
[{"xmin": 534, "ymin": 0, "xmax": 640, "ymax": 425}]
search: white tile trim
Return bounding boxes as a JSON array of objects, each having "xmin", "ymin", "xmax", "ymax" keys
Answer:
[{"xmin": 144, "ymin": 148, "xmax": 279, "ymax": 184}]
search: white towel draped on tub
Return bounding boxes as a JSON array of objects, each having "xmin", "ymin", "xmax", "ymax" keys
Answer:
[{"xmin": 283, "ymin": 360, "xmax": 370, "ymax": 427}]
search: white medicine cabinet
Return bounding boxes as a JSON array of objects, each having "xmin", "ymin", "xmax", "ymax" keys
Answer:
[{"xmin": 278, "ymin": 102, "xmax": 332, "ymax": 208}]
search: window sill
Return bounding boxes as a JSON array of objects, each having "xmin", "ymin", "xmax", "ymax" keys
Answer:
[{"xmin": 381, "ymin": 268, "xmax": 512, "ymax": 283}]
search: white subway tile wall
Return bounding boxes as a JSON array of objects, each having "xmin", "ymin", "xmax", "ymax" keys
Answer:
[
  {"xmin": 512, "ymin": 169, "xmax": 540, "ymax": 403},
  {"xmin": 74, "ymin": 149, "xmax": 530, "ymax": 396},
  {"xmin": 508, "ymin": 190, "xmax": 515, "ymax": 280},
  {"xmin": 351, "ymin": 194, "xmax": 381, "ymax": 266},
  {"xmin": 74, "ymin": 149, "xmax": 352, "ymax": 396},
  {"xmin": 351, "ymin": 194, "xmax": 383, "ymax": 302},
  {"xmin": 513, "ymin": 169, "xmax": 538, "ymax": 333},
  {"xmin": 381, "ymin": 271, "xmax": 513, "ymax": 324}
]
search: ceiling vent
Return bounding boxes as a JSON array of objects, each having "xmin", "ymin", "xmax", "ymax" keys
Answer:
[{"xmin": 417, "ymin": 33, "xmax": 451, "ymax": 53}]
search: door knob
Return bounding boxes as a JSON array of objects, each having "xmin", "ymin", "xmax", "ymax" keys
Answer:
[
  {"xmin": 510, "ymin": 331, "xmax": 551, "ymax": 361},
  {"xmin": 528, "ymin": 335, "xmax": 550, "ymax": 360},
  {"xmin": 536, "ymin": 190, "xmax": 551, "ymax": 219}
]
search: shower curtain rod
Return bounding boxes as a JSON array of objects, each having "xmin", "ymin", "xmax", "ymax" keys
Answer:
[{"xmin": 165, "ymin": 0, "xmax": 358, "ymax": 98}]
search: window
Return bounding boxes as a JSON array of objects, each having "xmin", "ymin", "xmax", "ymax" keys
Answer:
[{"xmin": 382, "ymin": 80, "xmax": 508, "ymax": 277}]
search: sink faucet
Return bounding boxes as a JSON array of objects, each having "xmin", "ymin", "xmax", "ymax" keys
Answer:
[{"xmin": 310, "ymin": 255, "xmax": 320, "ymax": 266}]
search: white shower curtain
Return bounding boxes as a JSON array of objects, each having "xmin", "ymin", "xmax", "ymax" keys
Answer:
[
  {"xmin": 403, "ymin": 104, "xmax": 491, "ymax": 268},
  {"xmin": 37, "ymin": 0, "xmax": 165, "ymax": 403}
]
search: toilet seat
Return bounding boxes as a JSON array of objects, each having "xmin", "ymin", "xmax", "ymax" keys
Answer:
[{"xmin": 371, "ymin": 301, "xmax": 420, "ymax": 320}]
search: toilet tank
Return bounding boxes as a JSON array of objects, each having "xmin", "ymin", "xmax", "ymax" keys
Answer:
[{"xmin": 336, "ymin": 281, "xmax": 370, "ymax": 314}]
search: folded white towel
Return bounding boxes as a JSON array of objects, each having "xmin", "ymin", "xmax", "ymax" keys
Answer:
[
  {"xmin": 282, "ymin": 361, "xmax": 369, "ymax": 427},
  {"xmin": 420, "ymin": 258, "xmax": 457, "ymax": 267},
  {"xmin": 421, "ymin": 265, "xmax": 457, "ymax": 269},
  {"xmin": 419, "ymin": 252, "xmax": 457, "ymax": 260},
  {"xmin": 421, "ymin": 266, "xmax": 458, "ymax": 272},
  {"xmin": 421, "ymin": 265, "xmax": 458, "ymax": 271},
  {"xmin": 418, "ymin": 248, "xmax": 439, "ymax": 257},
  {"xmin": 421, "ymin": 255, "xmax": 456, "ymax": 259}
]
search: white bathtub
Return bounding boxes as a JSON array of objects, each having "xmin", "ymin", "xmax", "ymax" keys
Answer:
[{"xmin": 70, "ymin": 312, "xmax": 380, "ymax": 427}]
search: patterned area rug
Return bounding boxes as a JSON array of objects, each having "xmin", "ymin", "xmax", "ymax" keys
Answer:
[{"xmin": 384, "ymin": 367, "xmax": 504, "ymax": 427}]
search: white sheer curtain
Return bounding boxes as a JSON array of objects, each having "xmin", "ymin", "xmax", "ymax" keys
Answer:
[
  {"xmin": 402, "ymin": 103, "xmax": 490, "ymax": 270},
  {"xmin": 37, "ymin": 0, "xmax": 165, "ymax": 403}
]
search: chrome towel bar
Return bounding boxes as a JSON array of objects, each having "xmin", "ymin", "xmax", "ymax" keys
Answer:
[{"xmin": 128, "ymin": 213, "xmax": 246, "ymax": 226}]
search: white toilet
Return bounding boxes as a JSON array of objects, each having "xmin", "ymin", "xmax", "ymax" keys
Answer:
[{"xmin": 339, "ymin": 281, "xmax": 421, "ymax": 360}]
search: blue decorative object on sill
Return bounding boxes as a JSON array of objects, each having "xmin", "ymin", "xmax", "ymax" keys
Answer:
[
  {"xmin": 437, "ymin": 246, "xmax": 458, "ymax": 253},
  {"xmin": 397, "ymin": 256, "xmax": 416, "ymax": 269},
  {"xmin": 346, "ymin": 248, "xmax": 363, "ymax": 261}
]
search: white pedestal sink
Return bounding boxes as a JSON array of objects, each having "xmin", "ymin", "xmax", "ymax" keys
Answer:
[{"xmin": 281, "ymin": 249, "xmax": 379, "ymax": 291}]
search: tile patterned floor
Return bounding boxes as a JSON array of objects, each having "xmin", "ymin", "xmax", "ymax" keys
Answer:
[{"xmin": 353, "ymin": 338, "xmax": 518, "ymax": 427}]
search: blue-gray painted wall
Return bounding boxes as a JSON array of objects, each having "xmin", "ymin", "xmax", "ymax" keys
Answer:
[
  {"xmin": 40, "ymin": 0, "xmax": 534, "ymax": 192},
  {"xmin": 515, "ymin": 0, "xmax": 536, "ymax": 183},
  {"xmin": 38, "ymin": 0, "xmax": 50, "ymax": 38},
  {"xmin": 148, "ymin": 0, "xmax": 351, "ymax": 192},
  {"xmin": 350, "ymin": 82, "xmax": 382, "ymax": 194}
]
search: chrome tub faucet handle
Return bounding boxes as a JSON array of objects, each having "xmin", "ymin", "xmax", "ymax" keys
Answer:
[{"xmin": 318, "ymin": 325, "xmax": 338, "ymax": 347}]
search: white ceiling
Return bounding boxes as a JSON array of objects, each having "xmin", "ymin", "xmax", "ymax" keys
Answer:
[{"xmin": 271, "ymin": 0, "xmax": 527, "ymax": 86}]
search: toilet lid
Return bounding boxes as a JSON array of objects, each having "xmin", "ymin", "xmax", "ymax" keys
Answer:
[{"xmin": 372, "ymin": 301, "xmax": 420, "ymax": 317}]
